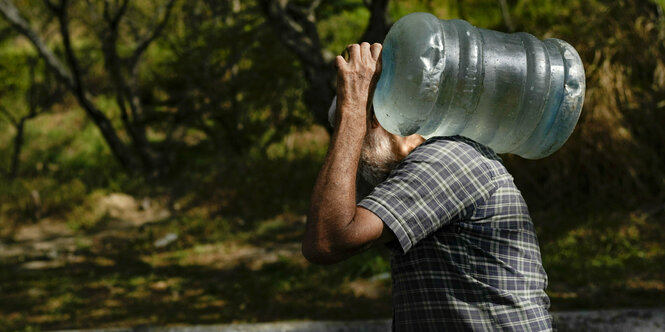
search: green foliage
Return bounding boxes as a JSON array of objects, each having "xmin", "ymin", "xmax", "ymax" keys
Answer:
[
  {"xmin": 388, "ymin": 0, "xmax": 507, "ymax": 28},
  {"xmin": 0, "ymin": 177, "xmax": 85, "ymax": 222},
  {"xmin": 540, "ymin": 209, "xmax": 665, "ymax": 309},
  {"xmin": 654, "ymin": 0, "xmax": 665, "ymax": 12},
  {"xmin": 0, "ymin": 48, "xmax": 33, "ymax": 106},
  {"xmin": 146, "ymin": 0, "xmax": 312, "ymax": 158},
  {"xmin": 318, "ymin": 1, "xmax": 371, "ymax": 53},
  {"xmin": 66, "ymin": 190, "xmax": 114, "ymax": 232},
  {"xmin": 499, "ymin": 0, "xmax": 665, "ymax": 214}
]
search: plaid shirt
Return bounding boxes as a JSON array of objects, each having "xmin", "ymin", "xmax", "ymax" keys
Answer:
[{"xmin": 358, "ymin": 136, "xmax": 552, "ymax": 331}]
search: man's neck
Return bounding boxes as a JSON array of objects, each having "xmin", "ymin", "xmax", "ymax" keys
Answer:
[{"xmin": 394, "ymin": 134, "xmax": 426, "ymax": 160}]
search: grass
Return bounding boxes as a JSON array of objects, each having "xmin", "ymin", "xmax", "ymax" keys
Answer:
[{"xmin": 537, "ymin": 208, "xmax": 665, "ymax": 310}]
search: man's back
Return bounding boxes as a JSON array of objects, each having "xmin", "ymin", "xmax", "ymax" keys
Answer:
[{"xmin": 358, "ymin": 136, "xmax": 552, "ymax": 331}]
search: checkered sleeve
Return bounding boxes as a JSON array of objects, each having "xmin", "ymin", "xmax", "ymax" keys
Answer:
[{"xmin": 358, "ymin": 138, "xmax": 496, "ymax": 253}]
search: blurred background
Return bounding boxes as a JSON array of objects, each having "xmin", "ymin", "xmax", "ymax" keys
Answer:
[{"xmin": 0, "ymin": 0, "xmax": 664, "ymax": 330}]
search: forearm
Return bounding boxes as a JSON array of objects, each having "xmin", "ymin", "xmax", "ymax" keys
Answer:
[
  {"xmin": 302, "ymin": 42, "xmax": 383, "ymax": 264},
  {"xmin": 304, "ymin": 113, "xmax": 365, "ymax": 260}
]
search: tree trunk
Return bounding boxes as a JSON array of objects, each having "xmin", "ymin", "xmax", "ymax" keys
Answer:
[
  {"xmin": 8, "ymin": 118, "xmax": 25, "ymax": 180},
  {"xmin": 457, "ymin": 0, "xmax": 466, "ymax": 20},
  {"xmin": 259, "ymin": 0, "xmax": 392, "ymax": 130},
  {"xmin": 360, "ymin": 0, "xmax": 392, "ymax": 44},
  {"xmin": 498, "ymin": 0, "xmax": 515, "ymax": 32}
]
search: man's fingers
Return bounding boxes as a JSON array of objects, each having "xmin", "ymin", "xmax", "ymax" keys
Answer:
[
  {"xmin": 345, "ymin": 43, "xmax": 381, "ymax": 65},
  {"xmin": 370, "ymin": 43, "xmax": 382, "ymax": 61},
  {"xmin": 347, "ymin": 44, "xmax": 360, "ymax": 62},
  {"xmin": 360, "ymin": 42, "xmax": 371, "ymax": 62},
  {"xmin": 335, "ymin": 55, "xmax": 346, "ymax": 69}
]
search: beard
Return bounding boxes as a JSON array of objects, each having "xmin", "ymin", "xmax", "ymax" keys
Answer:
[{"xmin": 358, "ymin": 128, "xmax": 400, "ymax": 187}]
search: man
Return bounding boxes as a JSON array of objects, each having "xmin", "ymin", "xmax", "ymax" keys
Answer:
[{"xmin": 303, "ymin": 42, "xmax": 552, "ymax": 331}]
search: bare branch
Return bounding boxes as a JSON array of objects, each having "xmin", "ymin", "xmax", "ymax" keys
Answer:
[
  {"xmin": 102, "ymin": 0, "xmax": 129, "ymax": 28},
  {"xmin": 7, "ymin": 105, "xmax": 48, "ymax": 181},
  {"xmin": 498, "ymin": 0, "xmax": 515, "ymax": 32},
  {"xmin": 456, "ymin": 0, "xmax": 466, "ymax": 20},
  {"xmin": 42, "ymin": 0, "xmax": 60, "ymax": 13},
  {"xmin": 97, "ymin": 0, "xmax": 160, "ymax": 171},
  {"xmin": 55, "ymin": 0, "xmax": 85, "ymax": 95},
  {"xmin": 0, "ymin": 0, "xmax": 157, "ymax": 173},
  {"xmin": 100, "ymin": 11, "xmax": 143, "ymax": 152},
  {"xmin": 129, "ymin": 0, "xmax": 175, "ymax": 67},
  {"xmin": 0, "ymin": 0, "xmax": 74, "ymax": 89},
  {"xmin": 260, "ymin": 0, "xmax": 392, "ymax": 129},
  {"xmin": 113, "ymin": 0, "xmax": 129, "ymax": 25},
  {"xmin": 46, "ymin": 0, "xmax": 140, "ymax": 170},
  {"xmin": 100, "ymin": 0, "xmax": 131, "ymax": 116},
  {"xmin": 0, "ymin": 104, "xmax": 17, "ymax": 125},
  {"xmin": 360, "ymin": 0, "xmax": 391, "ymax": 43},
  {"xmin": 103, "ymin": 1, "xmax": 112, "ymax": 23},
  {"xmin": 259, "ymin": 0, "xmax": 336, "ymax": 128},
  {"xmin": 259, "ymin": 0, "xmax": 324, "ymax": 67}
]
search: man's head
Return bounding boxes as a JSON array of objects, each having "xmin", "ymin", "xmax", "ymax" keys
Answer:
[
  {"xmin": 329, "ymin": 97, "xmax": 425, "ymax": 186},
  {"xmin": 358, "ymin": 108, "xmax": 401, "ymax": 186}
]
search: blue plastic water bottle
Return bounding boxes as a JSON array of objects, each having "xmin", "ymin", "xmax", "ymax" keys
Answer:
[{"xmin": 372, "ymin": 12, "xmax": 585, "ymax": 159}]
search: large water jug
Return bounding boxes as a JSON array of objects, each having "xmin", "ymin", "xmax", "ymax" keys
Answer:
[{"xmin": 372, "ymin": 12, "xmax": 585, "ymax": 159}]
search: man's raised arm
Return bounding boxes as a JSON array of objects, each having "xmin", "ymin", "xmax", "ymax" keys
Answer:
[{"xmin": 302, "ymin": 42, "xmax": 388, "ymax": 265}]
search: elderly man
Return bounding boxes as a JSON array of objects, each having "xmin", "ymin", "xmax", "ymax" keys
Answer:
[{"xmin": 303, "ymin": 42, "xmax": 552, "ymax": 331}]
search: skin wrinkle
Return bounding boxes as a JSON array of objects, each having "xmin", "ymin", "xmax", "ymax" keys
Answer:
[
  {"xmin": 303, "ymin": 42, "xmax": 383, "ymax": 264},
  {"xmin": 304, "ymin": 42, "xmax": 423, "ymax": 264}
]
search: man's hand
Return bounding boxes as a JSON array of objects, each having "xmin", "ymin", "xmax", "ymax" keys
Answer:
[
  {"xmin": 302, "ymin": 42, "xmax": 392, "ymax": 265},
  {"xmin": 334, "ymin": 42, "xmax": 382, "ymax": 130}
]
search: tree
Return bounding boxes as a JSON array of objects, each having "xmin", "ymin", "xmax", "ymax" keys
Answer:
[
  {"xmin": 0, "ymin": 0, "xmax": 392, "ymax": 178},
  {"xmin": 497, "ymin": 0, "xmax": 515, "ymax": 32},
  {"xmin": 145, "ymin": 1, "xmax": 314, "ymax": 158},
  {"xmin": 257, "ymin": 0, "xmax": 392, "ymax": 198},
  {"xmin": 258, "ymin": 0, "xmax": 392, "ymax": 130},
  {"xmin": 0, "ymin": 56, "xmax": 64, "ymax": 180},
  {"xmin": 0, "ymin": 0, "xmax": 175, "ymax": 176}
]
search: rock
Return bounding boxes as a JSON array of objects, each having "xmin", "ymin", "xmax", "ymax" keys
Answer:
[{"xmin": 154, "ymin": 233, "xmax": 178, "ymax": 248}]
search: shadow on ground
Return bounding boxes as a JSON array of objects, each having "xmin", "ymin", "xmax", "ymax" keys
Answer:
[{"xmin": 0, "ymin": 213, "xmax": 392, "ymax": 331}]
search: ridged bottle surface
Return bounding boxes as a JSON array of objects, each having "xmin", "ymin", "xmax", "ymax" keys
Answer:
[{"xmin": 373, "ymin": 12, "xmax": 585, "ymax": 159}]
